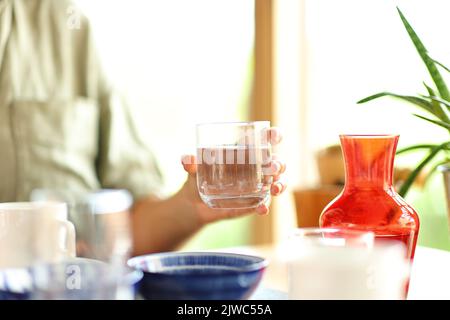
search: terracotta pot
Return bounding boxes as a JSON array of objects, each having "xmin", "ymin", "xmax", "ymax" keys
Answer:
[
  {"xmin": 293, "ymin": 186, "xmax": 343, "ymax": 228},
  {"xmin": 316, "ymin": 145, "xmax": 345, "ymax": 186}
]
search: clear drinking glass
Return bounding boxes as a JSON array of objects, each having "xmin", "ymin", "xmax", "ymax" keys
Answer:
[
  {"xmin": 30, "ymin": 258, "xmax": 142, "ymax": 300},
  {"xmin": 287, "ymin": 228, "xmax": 410, "ymax": 300},
  {"xmin": 0, "ymin": 258, "xmax": 142, "ymax": 300},
  {"xmin": 196, "ymin": 121, "xmax": 272, "ymax": 209},
  {"xmin": 31, "ymin": 189, "xmax": 133, "ymax": 263},
  {"xmin": 30, "ymin": 189, "xmax": 136, "ymax": 299}
]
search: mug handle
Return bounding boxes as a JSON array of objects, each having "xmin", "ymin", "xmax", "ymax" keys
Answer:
[{"xmin": 57, "ymin": 220, "xmax": 76, "ymax": 258}]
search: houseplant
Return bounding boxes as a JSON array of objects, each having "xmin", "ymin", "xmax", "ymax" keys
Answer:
[{"xmin": 358, "ymin": 8, "xmax": 450, "ymax": 205}]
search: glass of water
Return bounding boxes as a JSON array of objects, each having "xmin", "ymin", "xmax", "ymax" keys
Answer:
[{"xmin": 196, "ymin": 121, "xmax": 272, "ymax": 210}]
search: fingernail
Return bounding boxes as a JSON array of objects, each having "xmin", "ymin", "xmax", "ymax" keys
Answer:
[
  {"xmin": 273, "ymin": 130, "xmax": 279, "ymax": 142},
  {"xmin": 276, "ymin": 182, "xmax": 284, "ymax": 194},
  {"xmin": 271, "ymin": 129, "xmax": 281, "ymax": 144},
  {"xmin": 271, "ymin": 161, "xmax": 281, "ymax": 173},
  {"xmin": 272, "ymin": 183, "xmax": 281, "ymax": 195}
]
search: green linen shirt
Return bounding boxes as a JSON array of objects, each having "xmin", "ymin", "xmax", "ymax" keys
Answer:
[{"xmin": 0, "ymin": 0, "xmax": 162, "ymax": 202}]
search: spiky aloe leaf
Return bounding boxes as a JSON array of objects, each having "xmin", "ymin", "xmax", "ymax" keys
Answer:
[
  {"xmin": 399, "ymin": 141, "xmax": 450, "ymax": 197},
  {"xmin": 432, "ymin": 58, "xmax": 450, "ymax": 73},
  {"xmin": 424, "ymin": 95, "xmax": 450, "ymax": 110},
  {"xmin": 423, "ymin": 82, "xmax": 445, "ymax": 113},
  {"xmin": 421, "ymin": 95, "xmax": 450, "ymax": 124},
  {"xmin": 397, "ymin": 144, "xmax": 439, "ymax": 155},
  {"xmin": 357, "ymin": 92, "xmax": 434, "ymax": 115},
  {"xmin": 413, "ymin": 114, "xmax": 450, "ymax": 131},
  {"xmin": 421, "ymin": 84, "xmax": 450, "ymax": 123},
  {"xmin": 397, "ymin": 8, "xmax": 450, "ymax": 101}
]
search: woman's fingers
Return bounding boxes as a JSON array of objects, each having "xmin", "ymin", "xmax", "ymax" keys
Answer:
[
  {"xmin": 256, "ymin": 196, "xmax": 272, "ymax": 215},
  {"xmin": 271, "ymin": 154, "xmax": 286, "ymax": 174},
  {"xmin": 256, "ymin": 205, "xmax": 269, "ymax": 215},
  {"xmin": 269, "ymin": 155, "xmax": 287, "ymax": 195},
  {"xmin": 268, "ymin": 127, "xmax": 282, "ymax": 145},
  {"xmin": 271, "ymin": 180, "xmax": 287, "ymax": 196},
  {"xmin": 263, "ymin": 160, "xmax": 281, "ymax": 177},
  {"xmin": 264, "ymin": 157, "xmax": 286, "ymax": 181},
  {"xmin": 271, "ymin": 182, "xmax": 282, "ymax": 195}
]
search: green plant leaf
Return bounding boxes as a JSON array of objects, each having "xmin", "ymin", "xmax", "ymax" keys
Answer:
[
  {"xmin": 423, "ymin": 83, "xmax": 443, "ymax": 110},
  {"xmin": 421, "ymin": 95, "xmax": 450, "ymax": 113},
  {"xmin": 431, "ymin": 58, "xmax": 450, "ymax": 73},
  {"xmin": 423, "ymin": 82, "xmax": 438, "ymax": 100},
  {"xmin": 423, "ymin": 158, "xmax": 450, "ymax": 186},
  {"xmin": 413, "ymin": 113, "xmax": 450, "ymax": 130},
  {"xmin": 357, "ymin": 92, "xmax": 434, "ymax": 115},
  {"xmin": 399, "ymin": 141, "xmax": 450, "ymax": 197},
  {"xmin": 421, "ymin": 83, "xmax": 450, "ymax": 122},
  {"xmin": 421, "ymin": 97, "xmax": 450, "ymax": 123},
  {"xmin": 397, "ymin": 144, "xmax": 439, "ymax": 155},
  {"xmin": 397, "ymin": 8, "xmax": 450, "ymax": 101}
]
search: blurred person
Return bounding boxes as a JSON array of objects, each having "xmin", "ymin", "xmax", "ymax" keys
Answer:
[{"xmin": 0, "ymin": 0, "xmax": 286, "ymax": 255}]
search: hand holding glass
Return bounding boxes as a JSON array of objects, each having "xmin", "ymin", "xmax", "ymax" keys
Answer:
[{"xmin": 196, "ymin": 121, "xmax": 272, "ymax": 210}]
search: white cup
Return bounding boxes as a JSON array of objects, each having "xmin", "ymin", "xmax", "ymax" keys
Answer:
[
  {"xmin": 288, "ymin": 244, "xmax": 410, "ymax": 300},
  {"xmin": 0, "ymin": 202, "xmax": 76, "ymax": 268},
  {"xmin": 286, "ymin": 229, "xmax": 410, "ymax": 300}
]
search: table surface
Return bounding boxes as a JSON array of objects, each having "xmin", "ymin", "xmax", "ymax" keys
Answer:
[{"xmin": 216, "ymin": 245, "xmax": 450, "ymax": 300}]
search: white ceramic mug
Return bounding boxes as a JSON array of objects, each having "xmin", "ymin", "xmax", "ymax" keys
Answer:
[{"xmin": 0, "ymin": 202, "xmax": 76, "ymax": 268}]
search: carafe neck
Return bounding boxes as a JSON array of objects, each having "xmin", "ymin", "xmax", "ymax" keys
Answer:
[{"xmin": 340, "ymin": 135, "xmax": 399, "ymax": 190}]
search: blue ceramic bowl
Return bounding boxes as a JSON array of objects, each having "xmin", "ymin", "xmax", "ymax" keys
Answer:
[
  {"xmin": 0, "ymin": 267, "xmax": 31, "ymax": 300},
  {"xmin": 128, "ymin": 252, "xmax": 268, "ymax": 300}
]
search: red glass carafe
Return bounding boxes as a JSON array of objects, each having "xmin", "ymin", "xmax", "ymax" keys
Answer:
[{"xmin": 320, "ymin": 135, "xmax": 420, "ymax": 261}]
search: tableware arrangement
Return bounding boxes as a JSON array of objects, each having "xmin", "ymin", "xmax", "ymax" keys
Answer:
[
  {"xmin": 0, "ymin": 189, "xmax": 138, "ymax": 300},
  {"xmin": 287, "ymin": 228, "xmax": 410, "ymax": 300},
  {"xmin": 128, "ymin": 252, "xmax": 268, "ymax": 300},
  {"xmin": 0, "ymin": 126, "xmax": 422, "ymax": 300},
  {"xmin": 196, "ymin": 121, "xmax": 272, "ymax": 210}
]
